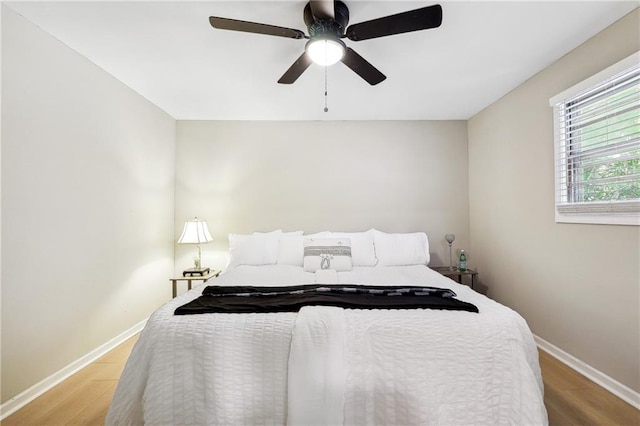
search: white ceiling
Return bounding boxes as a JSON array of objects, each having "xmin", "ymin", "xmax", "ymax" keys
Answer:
[{"xmin": 6, "ymin": 1, "xmax": 638, "ymax": 120}]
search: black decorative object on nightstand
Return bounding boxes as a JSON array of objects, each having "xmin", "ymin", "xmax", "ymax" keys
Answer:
[{"xmin": 183, "ymin": 267, "xmax": 210, "ymax": 277}]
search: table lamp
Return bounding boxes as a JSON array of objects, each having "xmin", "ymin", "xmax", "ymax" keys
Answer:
[{"xmin": 178, "ymin": 217, "xmax": 213, "ymax": 276}]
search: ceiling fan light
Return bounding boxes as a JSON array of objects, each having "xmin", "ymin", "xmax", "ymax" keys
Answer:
[{"xmin": 306, "ymin": 38, "xmax": 345, "ymax": 66}]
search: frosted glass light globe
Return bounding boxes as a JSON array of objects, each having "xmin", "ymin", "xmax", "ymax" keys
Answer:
[{"xmin": 306, "ymin": 38, "xmax": 345, "ymax": 66}]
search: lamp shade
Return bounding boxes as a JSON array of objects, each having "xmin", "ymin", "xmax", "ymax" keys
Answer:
[{"xmin": 177, "ymin": 218, "xmax": 213, "ymax": 244}]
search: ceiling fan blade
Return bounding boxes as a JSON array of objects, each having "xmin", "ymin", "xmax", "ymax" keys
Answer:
[
  {"xmin": 278, "ymin": 52, "xmax": 314, "ymax": 84},
  {"xmin": 310, "ymin": 0, "xmax": 335, "ymax": 20},
  {"xmin": 340, "ymin": 48, "xmax": 386, "ymax": 86},
  {"xmin": 346, "ymin": 4, "xmax": 442, "ymax": 41},
  {"xmin": 209, "ymin": 16, "xmax": 306, "ymax": 39}
]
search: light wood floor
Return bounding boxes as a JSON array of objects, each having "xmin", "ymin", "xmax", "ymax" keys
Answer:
[
  {"xmin": 1, "ymin": 336, "xmax": 138, "ymax": 426},
  {"xmin": 2, "ymin": 336, "xmax": 638, "ymax": 425},
  {"xmin": 540, "ymin": 350, "xmax": 639, "ymax": 425}
]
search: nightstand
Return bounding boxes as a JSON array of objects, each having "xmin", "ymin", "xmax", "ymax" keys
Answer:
[
  {"xmin": 170, "ymin": 269, "xmax": 220, "ymax": 298},
  {"xmin": 431, "ymin": 266, "xmax": 478, "ymax": 290}
]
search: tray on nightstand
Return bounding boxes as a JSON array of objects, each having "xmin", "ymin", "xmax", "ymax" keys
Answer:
[{"xmin": 183, "ymin": 267, "xmax": 210, "ymax": 277}]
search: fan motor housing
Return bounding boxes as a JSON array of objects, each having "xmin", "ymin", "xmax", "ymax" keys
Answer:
[{"xmin": 304, "ymin": 1, "xmax": 350, "ymax": 39}]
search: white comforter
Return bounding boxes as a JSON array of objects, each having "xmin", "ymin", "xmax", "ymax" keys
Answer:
[{"xmin": 106, "ymin": 265, "xmax": 547, "ymax": 425}]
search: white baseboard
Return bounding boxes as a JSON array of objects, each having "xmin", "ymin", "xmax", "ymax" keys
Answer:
[
  {"xmin": 0, "ymin": 318, "xmax": 147, "ymax": 420},
  {"xmin": 534, "ymin": 334, "xmax": 640, "ymax": 410}
]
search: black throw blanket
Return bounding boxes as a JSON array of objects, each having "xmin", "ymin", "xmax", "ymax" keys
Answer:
[{"xmin": 174, "ymin": 284, "xmax": 478, "ymax": 315}]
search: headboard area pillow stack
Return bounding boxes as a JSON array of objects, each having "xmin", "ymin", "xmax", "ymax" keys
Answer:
[{"xmin": 226, "ymin": 229, "xmax": 430, "ymax": 271}]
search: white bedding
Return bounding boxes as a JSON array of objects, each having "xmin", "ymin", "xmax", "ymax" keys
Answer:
[{"xmin": 106, "ymin": 265, "xmax": 547, "ymax": 425}]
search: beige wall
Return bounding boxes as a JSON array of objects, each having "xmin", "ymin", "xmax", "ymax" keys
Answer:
[
  {"xmin": 468, "ymin": 9, "xmax": 640, "ymax": 392},
  {"xmin": 175, "ymin": 120, "xmax": 469, "ymax": 273},
  {"xmin": 1, "ymin": 6, "xmax": 176, "ymax": 402}
]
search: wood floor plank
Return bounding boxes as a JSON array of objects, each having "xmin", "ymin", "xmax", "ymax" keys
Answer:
[
  {"xmin": 2, "ymin": 335, "xmax": 138, "ymax": 426},
  {"xmin": 65, "ymin": 382, "xmax": 118, "ymax": 426},
  {"xmin": 544, "ymin": 394, "xmax": 578, "ymax": 426},
  {"xmin": 539, "ymin": 350, "xmax": 593, "ymax": 391},
  {"xmin": 564, "ymin": 386, "xmax": 639, "ymax": 425},
  {"xmin": 30, "ymin": 381, "xmax": 114, "ymax": 426},
  {"xmin": 2, "ymin": 381, "xmax": 78, "ymax": 425},
  {"xmin": 539, "ymin": 349, "xmax": 639, "ymax": 426}
]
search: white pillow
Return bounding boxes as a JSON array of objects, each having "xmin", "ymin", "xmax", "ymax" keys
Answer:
[
  {"xmin": 226, "ymin": 230, "xmax": 282, "ymax": 269},
  {"xmin": 277, "ymin": 231, "xmax": 304, "ymax": 266},
  {"xmin": 329, "ymin": 229, "xmax": 377, "ymax": 266},
  {"xmin": 373, "ymin": 230, "xmax": 430, "ymax": 266},
  {"xmin": 303, "ymin": 238, "xmax": 353, "ymax": 272}
]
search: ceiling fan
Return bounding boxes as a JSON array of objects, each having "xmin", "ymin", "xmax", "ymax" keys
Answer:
[{"xmin": 209, "ymin": 0, "xmax": 443, "ymax": 86}]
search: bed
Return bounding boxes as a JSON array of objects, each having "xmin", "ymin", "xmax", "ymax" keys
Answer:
[{"xmin": 106, "ymin": 230, "xmax": 547, "ymax": 425}]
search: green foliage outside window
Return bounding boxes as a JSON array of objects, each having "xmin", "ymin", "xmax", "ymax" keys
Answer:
[
  {"xmin": 583, "ymin": 157, "xmax": 640, "ymax": 201},
  {"xmin": 571, "ymin": 82, "xmax": 639, "ymax": 203}
]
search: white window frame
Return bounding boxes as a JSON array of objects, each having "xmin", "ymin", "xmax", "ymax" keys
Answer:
[{"xmin": 550, "ymin": 52, "xmax": 640, "ymax": 226}]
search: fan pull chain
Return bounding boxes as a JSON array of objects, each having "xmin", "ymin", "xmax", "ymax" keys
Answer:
[{"xmin": 324, "ymin": 65, "xmax": 329, "ymax": 113}]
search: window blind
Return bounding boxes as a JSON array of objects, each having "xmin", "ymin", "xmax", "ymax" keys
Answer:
[{"xmin": 551, "ymin": 57, "xmax": 640, "ymax": 222}]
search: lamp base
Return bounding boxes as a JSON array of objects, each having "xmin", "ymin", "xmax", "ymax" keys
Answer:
[{"xmin": 183, "ymin": 267, "xmax": 210, "ymax": 277}]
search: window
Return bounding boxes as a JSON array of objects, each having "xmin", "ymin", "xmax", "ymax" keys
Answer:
[{"xmin": 550, "ymin": 52, "xmax": 639, "ymax": 225}]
